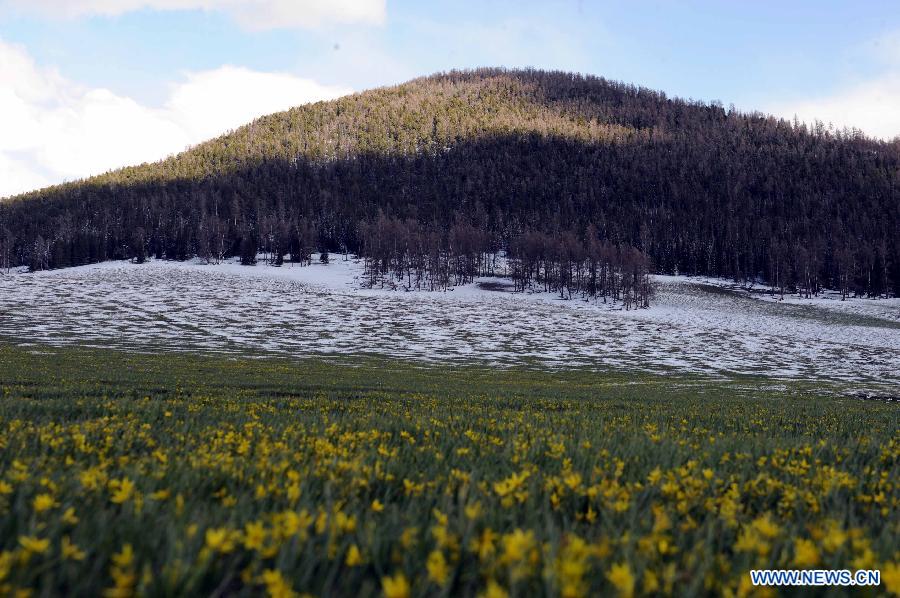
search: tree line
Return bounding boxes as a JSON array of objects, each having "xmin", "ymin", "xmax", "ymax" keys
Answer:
[
  {"xmin": 0, "ymin": 68, "xmax": 897, "ymax": 299},
  {"xmin": 355, "ymin": 213, "xmax": 651, "ymax": 307}
]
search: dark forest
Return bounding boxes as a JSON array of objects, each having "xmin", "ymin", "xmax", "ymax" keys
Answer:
[{"xmin": 1, "ymin": 68, "xmax": 898, "ymax": 299}]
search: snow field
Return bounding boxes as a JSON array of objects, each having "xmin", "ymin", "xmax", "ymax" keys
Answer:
[{"xmin": 0, "ymin": 258, "xmax": 897, "ymax": 384}]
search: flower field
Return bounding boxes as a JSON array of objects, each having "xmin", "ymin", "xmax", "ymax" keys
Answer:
[{"xmin": 0, "ymin": 344, "xmax": 898, "ymax": 597}]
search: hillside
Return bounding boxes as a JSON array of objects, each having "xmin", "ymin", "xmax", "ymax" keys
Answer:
[
  {"xmin": 2, "ymin": 260, "xmax": 898, "ymax": 382},
  {"xmin": 1, "ymin": 68, "xmax": 898, "ymax": 298}
]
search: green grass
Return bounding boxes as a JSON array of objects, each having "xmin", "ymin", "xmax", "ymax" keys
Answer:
[{"xmin": 0, "ymin": 342, "xmax": 897, "ymax": 597}]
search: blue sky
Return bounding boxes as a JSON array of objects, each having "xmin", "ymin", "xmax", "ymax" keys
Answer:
[{"xmin": 1, "ymin": 0, "xmax": 899, "ymax": 197}]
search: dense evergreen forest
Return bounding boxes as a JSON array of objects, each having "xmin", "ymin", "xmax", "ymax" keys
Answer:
[{"xmin": 1, "ymin": 68, "xmax": 898, "ymax": 299}]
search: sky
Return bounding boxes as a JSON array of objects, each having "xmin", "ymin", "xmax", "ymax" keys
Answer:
[{"xmin": 1, "ymin": 0, "xmax": 899, "ymax": 198}]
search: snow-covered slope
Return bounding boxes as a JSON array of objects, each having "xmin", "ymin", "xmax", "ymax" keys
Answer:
[{"xmin": 0, "ymin": 258, "xmax": 897, "ymax": 384}]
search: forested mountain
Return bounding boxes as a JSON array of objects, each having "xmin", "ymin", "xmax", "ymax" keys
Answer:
[{"xmin": 1, "ymin": 68, "xmax": 898, "ymax": 299}]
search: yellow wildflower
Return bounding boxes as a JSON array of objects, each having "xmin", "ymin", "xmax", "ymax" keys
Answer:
[
  {"xmin": 751, "ymin": 513, "xmax": 781, "ymax": 539},
  {"xmin": 314, "ymin": 510, "xmax": 328, "ymax": 535},
  {"xmin": 19, "ymin": 536, "xmax": 50, "ymax": 555},
  {"xmin": 642, "ymin": 570, "xmax": 659, "ymax": 594},
  {"xmin": 104, "ymin": 567, "xmax": 136, "ymax": 598},
  {"xmin": 61, "ymin": 507, "xmax": 79, "ymax": 525},
  {"xmin": 819, "ymin": 520, "xmax": 847, "ymax": 553},
  {"xmin": 555, "ymin": 535, "xmax": 592, "ymax": 598},
  {"xmin": 0, "ymin": 551, "xmax": 12, "ymax": 582},
  {"xmin": 33, "ymin": 493, "xmax": 58, "ymax": 513},
  {"xmin": 564, "ymin": 472, "xmax": 582, "ymax": 491},
  {"xmin": 500, "ymin": 529, "xmax": 537, "ymax": 580},
  {"xmin": 334, "ymin": 511, "xmax": 356, "ymax": 534},
  {"xmin": 426, "ymin": 550, "xmax": 449, "ymax": 585},
  {"xmin": 345, "ymin": 544, "xmax": 363, "ymax": 567},
  {"xmin": 501, "ymin": 529, "xmax": 536, "ymax": 563},
  {"xmin": 403, "ymin": 479, "xmax": 424, "ymax": 496},
  {"xmin": 244, "ymin": 521, "xmax": 267, "ymax": 552},
  {"xmin": 881, "ymin": 562, "xmax": 900, "ymax": 596},
  {"xmin": 61, "ymin": 536, "xmax": 86, "ymax": 561},
  {"xmin": 734, "ymin": 528, "xmax": 769, "ymax": 556},
  {"xmin": 205, "ymin": 528, "xmax": 236, "ymax": 554},
  {"xmin": 112, "ymin": 544, "xmax": 134, "ymax": 569},
  {"xmin": 607, "ymin": 562, "xmax": 635, "ymax": 598},
  {"xmin": 382, "ymin": 573, "xmax": 410, "ymax": 598},
  {"xmin": 493, "ymin": 471, "xmax": 530, "ymax": 506},
  {"xmin": 110, "ymin": 479, "xmax": 135, "ymax": 504},
  {"xmin": 279, "ymin": 509, "xmax": 313, "ymax": 538},
  {"xmin": 479, "ymin": 579, "xmax": 508, "ymax": 598},
  {"xmin": 470, "ymin": 528, "xmax": 497, "ymax": 562},
  {"xmin": 260, "ymin": 569, "xmax": 296, "ymax": 598},
  {"xmin": 793, "ymin": 539, "xmax": 819, "ymax": 568}
]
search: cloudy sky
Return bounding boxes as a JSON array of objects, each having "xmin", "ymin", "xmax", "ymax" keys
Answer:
[{"xmin": 1, "ymin": 0, "xmax": 899, "ymax": 197}]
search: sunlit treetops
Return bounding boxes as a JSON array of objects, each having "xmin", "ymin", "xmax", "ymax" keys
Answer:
[{"xmin": 1, "ymin": 68, "xmax": 897, "ymax": 297}]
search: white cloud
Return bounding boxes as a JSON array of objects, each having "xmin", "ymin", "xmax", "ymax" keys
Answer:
[
  {"xmin": 2, "ymin": 0, "xmax": 386, "ymax": 30},
  {"xmin": 766, "ymin": 31, "xmax": 900, "ymax": 141},
  {"xmin": 767, "ymin": 75, "xmax": 900, "ymax": 141},
  {"xmin": 0, "ymin": 38, "xmax": 351, "ymax": 198},
  {"xmin": 165, "ymin": 66, "xmax": 350, "ymax": 141},
  {"xmin": 0, "ymin": 154, "xmax": 51, "ymax": 196}
]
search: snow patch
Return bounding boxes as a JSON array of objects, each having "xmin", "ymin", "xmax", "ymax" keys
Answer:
[{"xmin": 0, "ymin": 258, "xmax": 897, "ymax": 383}]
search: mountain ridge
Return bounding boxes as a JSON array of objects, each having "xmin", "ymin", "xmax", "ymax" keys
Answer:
[
  {"xmin": 13, "ymin": 67, "xmax": 893, "ymax": 202},
  {"xmin": 1, "ymin": 68, "xmax": 898, "ymax": 298},
  {"xmin": 4, "ymin": 69, "xmax": 660, "ymax": 200}
]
